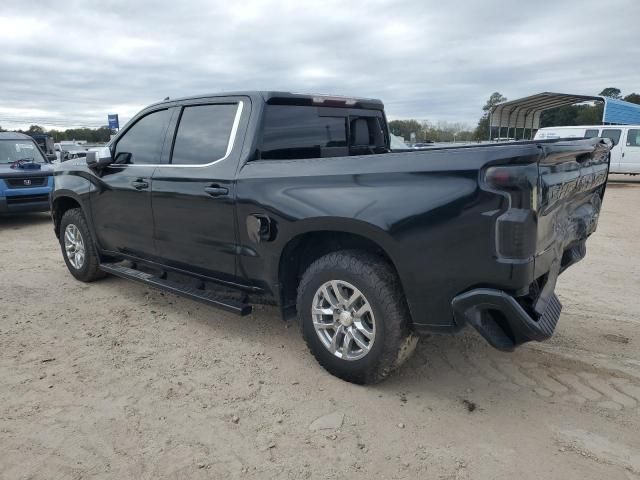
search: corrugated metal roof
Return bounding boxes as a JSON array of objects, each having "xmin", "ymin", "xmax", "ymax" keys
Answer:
[
  {"xmin": 489, "ymin": 92, "xmax": 640, "ymax": 138},
  {"xmin": 603, "ymin": 98, "xmax": 640, "ymax": 125},
  {"xmin": 489, "ymin": 92, "xmax": 602, "ymax": 130}
]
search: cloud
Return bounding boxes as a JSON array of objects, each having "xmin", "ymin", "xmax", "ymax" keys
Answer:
[{"xmin": 0, "ymin": 0, "xmax": 638, "ymax": 130}]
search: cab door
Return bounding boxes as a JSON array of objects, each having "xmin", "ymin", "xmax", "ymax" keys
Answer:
[
  {"xmin": 90, "ymin": 107, "xmax": 173, "ymax": 258},
  {"xmin": 620, "ymin": 128, "xmax": 640, "ymax": 174},
  {"xmin": 151, "ymin": 99, "xmax": 247, "ymax": 283}
]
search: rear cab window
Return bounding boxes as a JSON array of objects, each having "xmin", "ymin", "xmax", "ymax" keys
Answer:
[
  {"xmin": 584, "ymin": 129, "xmax": 600, "ymax": 138},
  {"xmin": 257, "ymin": 104, "xmax": 388, "ymax": 160}
]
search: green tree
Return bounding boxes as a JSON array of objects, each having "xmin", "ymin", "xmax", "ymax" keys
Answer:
[
  {"xmin": 474, "ymin": 92, "xmax": 507, "ymax": 140},
  {"xmin": 599, "ymin": 87, "xmax": 622, "ymax": 99},
  {"xmin": 575, "ymin": 104, "xmax": 603, "ymax": 125},
  {"xmin": 623, "ymin": 93, "xmax": 640, "ymax": 105},
  {"xmin": 26, "ymin": 125, "xmax": 45, "ymax": 134}
]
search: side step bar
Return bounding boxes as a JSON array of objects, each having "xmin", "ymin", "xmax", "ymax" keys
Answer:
[{"xmin": 99, "ymin": 262, "xmax": 252, "ymax": 316}]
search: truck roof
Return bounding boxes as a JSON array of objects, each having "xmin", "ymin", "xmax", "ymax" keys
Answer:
[
  {"xmin": 0, "ymin": 132, "xmax": 34, "ymax": 141},
  {"xmin": 148, "ymin": 91, "xmax": 385, "ymax": 110}
]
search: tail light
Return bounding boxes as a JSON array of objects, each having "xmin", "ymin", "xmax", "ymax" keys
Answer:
[
  {"xmin": 484, "ymin": 164, "xmax": 539, "ymax": 210},
  {"xmin": 483, "ymin": 164, "xmax": 539, "ymax": 260}
]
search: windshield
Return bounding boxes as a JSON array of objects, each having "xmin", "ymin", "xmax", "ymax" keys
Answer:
[{"xmin": 0, "ymin": 140, "xmax": 46, "ymax": 164}]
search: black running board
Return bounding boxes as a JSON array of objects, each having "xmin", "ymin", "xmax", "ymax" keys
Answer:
[{"xmin": 99, "ymin": 263, "xmax": 252, "ymax": 316}]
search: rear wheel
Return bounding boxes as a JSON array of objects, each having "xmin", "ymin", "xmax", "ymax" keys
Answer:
[
  {"xmin": 297, "ymin": 250, "xmax": 417, "ymax": 384},
  {"xmin": 59, "ymin": 208, "xmax": 105, "ymax": 282}
]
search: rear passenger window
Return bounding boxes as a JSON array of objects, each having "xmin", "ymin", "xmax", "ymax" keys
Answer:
[
  {"xmin": 171, "ymin": 104, "xmax": 238, "ymax": 165},
  {"xmin": 627, "ymin": 129, "xmax": 640, "ymax": 147},
  {"xmin": 259, "ymin": 106, "xmax": 347, "ymax": 160},
  {"xmin": 601, "ymin": 129, "xmax": 622, "ymax": 146},
  {"xmin": 584, "ymin": 129, "xmax": 599, "ymax": 138},
  {"xmin": 114, "ymin": 109, "xmax": 171, "ymax": 164}
]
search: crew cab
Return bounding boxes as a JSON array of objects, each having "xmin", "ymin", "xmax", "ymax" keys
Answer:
[
  {"xmin": 50, "ymin": 92, "xmax": 611, "ymax": 383},
  {"xmin": 0, "ymin": 132, "xmax": 54, "ymax": 214}
]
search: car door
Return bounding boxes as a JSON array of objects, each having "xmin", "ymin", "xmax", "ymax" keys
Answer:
[
  {"xmin": 600, "ymin": 128, "xmax": 623, "ymax": 172},
  {"xmin": 620, "ymin": 128, "xmax": 640, "ymax": 174},
  {"xmin": 90, "ymin": 107, "xmax": 173, "ymax": 258},
  {"xmin": 151, "ymin": 98, "xmax": 247, "ymax": 283}
]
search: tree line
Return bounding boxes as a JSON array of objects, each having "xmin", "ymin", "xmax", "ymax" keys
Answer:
[
  {"xmin": 388, "ymin": 119, "xmax": 475, "ymax": 143},
  {"xmin": 0, "ymin": 124, "xmax": 113, "ymax": 143}
]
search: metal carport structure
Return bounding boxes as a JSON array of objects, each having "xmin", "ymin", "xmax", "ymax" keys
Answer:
[{"xmin": 489, "ymin": 92, "xmax": 603, "ymax": 140}]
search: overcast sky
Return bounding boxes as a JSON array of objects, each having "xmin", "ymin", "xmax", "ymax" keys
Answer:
[{"xmin": 1, "ymin": 0, "xmax": 638, "ymax": 130}]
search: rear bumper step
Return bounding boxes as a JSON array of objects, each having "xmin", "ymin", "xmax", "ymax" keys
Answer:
[
  {"xmin": 99, "ymin": 262, "xmax": 252, "ymax": 316},
  {"xmin": 451, "ymin": 288, "xmax": 562, "ymax": 351}
]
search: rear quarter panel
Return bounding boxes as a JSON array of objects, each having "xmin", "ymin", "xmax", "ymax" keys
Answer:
[{"xmin": 236, "ymin": 145, "xmax": 542, "ymax": 328}]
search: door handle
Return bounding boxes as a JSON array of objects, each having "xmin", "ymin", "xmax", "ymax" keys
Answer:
[
  {"xmin": 131, "ymin": 179, "xmax": 149, "ymax": 190},
  {"xmin": 204, "ymin": 185, "xmax": 229, "ymax": 197}
]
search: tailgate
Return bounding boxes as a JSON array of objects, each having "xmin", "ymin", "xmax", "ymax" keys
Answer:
[
  {"xmin": 532, "ymin": 138, "xmax": 610, "ymax": 311},
  {"xmin": 536, "ymin": 139, "xmax": 610, "ymax": 267}
]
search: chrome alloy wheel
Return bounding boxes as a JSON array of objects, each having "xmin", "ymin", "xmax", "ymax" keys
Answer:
[
  {"xmin": 64, "ymin": 224, "xmax": 85, "ymax": 270},
  {"xmin": 312, "ymin": 280, "xmax": 376, "ymax": 361}
]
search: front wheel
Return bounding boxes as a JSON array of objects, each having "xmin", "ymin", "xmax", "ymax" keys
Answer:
[
  {"xmin": 59, "ymin": 208, "xmax": 105, "ymax": 282},
  {"xmin": 297, "ymin": 250, "xmax": 417, "ymax": 384}
]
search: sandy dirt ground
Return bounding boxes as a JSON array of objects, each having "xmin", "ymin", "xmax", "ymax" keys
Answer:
[{"xmin": 1, "ymin": 175, "xmax": 639, "ymax": 480}]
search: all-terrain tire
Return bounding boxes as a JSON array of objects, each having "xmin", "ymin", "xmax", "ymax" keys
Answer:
[
  {"xmin": 297, "ymin": 250, "xmax": 417, "ymax": 384},
  {"xmin": 59, "ymin": 208, "xmax": 105, "ymax": 282}
]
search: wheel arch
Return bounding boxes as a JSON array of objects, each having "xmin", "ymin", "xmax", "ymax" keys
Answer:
[
  {"xmin": 276, "ymin": 222, "xmax": 406, "ymax": 322},
  {"xmin": 51, "ymin": 191, "xmax": 88, "ymax": 239}
]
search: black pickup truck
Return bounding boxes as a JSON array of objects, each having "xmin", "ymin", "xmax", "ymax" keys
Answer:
[{"xmin": 51, "ymin": 92, "xmax": 610, "ymax": 383}]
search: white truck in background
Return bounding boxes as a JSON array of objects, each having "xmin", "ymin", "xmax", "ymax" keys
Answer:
[{"xmin": 535, "ymin": 125, "xmax": 640, "ymax": 175}]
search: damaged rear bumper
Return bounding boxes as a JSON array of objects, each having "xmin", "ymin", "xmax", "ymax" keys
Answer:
[
  {"xmin": 451, "ymin": 287, "xmax": 563, "ymax": 352},
  {"xmin": 452, "ymin": 236, "xmax": 588, "ymax": 352}
]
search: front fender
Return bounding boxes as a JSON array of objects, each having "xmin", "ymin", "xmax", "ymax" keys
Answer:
[{"xmin": 51, "ymin": 172, "xmax": 93, "ymax": 238}]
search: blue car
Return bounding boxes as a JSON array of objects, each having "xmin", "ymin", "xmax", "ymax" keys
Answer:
[{"xmin": 0, "ymin": 132, "xmax": 54, "ymax": 214}]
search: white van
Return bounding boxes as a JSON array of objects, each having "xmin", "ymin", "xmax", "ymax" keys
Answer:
[{"xmin": 534, "ymin": 125, "xmax": 640, "ymax": 174}]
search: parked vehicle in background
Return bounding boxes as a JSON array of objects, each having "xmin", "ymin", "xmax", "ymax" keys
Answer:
[
  {"xmin": 411, "ymin": 141, "xmax": 434, "ymax": 149},
  {"xmin": 60, "ymin": 144, "xmax": 89, "ymax": 162},
  {"xmin": 389, "ymin": 132, "xmax": 410, "ymax": 150},
  {"xmin": 53, "ymin": 142, "xmax": 91, "ymax": 163},
  {"xmin": 0, "ymin": 132, "xmax": 54, "ymax": 213},
  {"xmin": 29, "ymin": 133, "xmax": 57, "ymax": 162},
  {"xmin": 535, "ymin": 125, "xmax": 640, "ymax": 175},
  {"xmin": 51, "ymin": 91, "xmax": 610, "ymax": 383}
]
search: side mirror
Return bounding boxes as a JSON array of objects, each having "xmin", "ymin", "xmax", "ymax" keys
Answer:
[{"xmin": 85, "ymin": 148, "xmax": 113, "ymax": 168}]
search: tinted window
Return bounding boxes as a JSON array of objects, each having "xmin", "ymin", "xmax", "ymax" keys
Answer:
[
  {"xmin": 627, "ymin": 129, "xmax": 640, "ymax": 147},
  {"xmin": 260, "ymin": 105, "xmax": 347, "ymax": 160},
  {"xmin": 601, "ymin": 129, "xmax": 622, "ymax": 146},
  {"xmin": 584, "ymin": 129, "xmax": 599, "ymax": 138},
  {"xmin": 114, "ymin": 109, "xmax": 171, "ymax": 164},
  {"xmin": 171, "ymin": 104, "xmax": 238, "ymax": 165}
]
